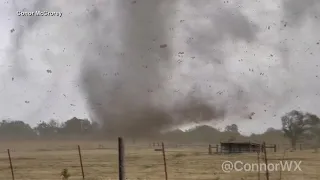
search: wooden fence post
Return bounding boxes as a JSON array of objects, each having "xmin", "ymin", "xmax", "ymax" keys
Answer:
[
  {"xmin": 257, "ymin": 151, "xmax": 260, "ymax": 180},
  {"xmin": 262, "ymin": 142, "xmax": 269, "ymax": 180},
  {"xmin": 161, "ymin": 142, "xmax": 168, "ymax": 180},
  {"xmin": 274, "ymin": 144, "xmax": 277, "ymax": 152},
  {"xmin": 7, "ymin": 149, "xmax": 14, "ymax": 180},
  {"xmin": 208, "ymin": 144, "xmax": 212, "ymax": 155},
  {"xmin": 216, "ymin": 144, "xmax": 219, "ymax": 153},
  {"xmin": 118, "ymin": 137, "xmax": 125, "ymax": 180},
  {"xmin": 77, "ymin": 145, "xmax": 85, "ymax": 179}
]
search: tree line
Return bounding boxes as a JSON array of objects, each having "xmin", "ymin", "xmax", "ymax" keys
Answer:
[
  {"xmin": 0, "ymin": 117, "xmax": 99, "ymax": 140},
  {"xmin": 1, "ymin": 110, "xmax": 320, "ymax": 149}
]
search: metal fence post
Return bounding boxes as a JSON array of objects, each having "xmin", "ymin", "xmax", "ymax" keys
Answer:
[
  {"xmin": 7, "ymin": 149, "xmax": 15, "ymax": 180},
  {"xmin": 161, "ymin": 142, "xmax": 168, "ymax": 180},
  {"xmin": 77, "ymin": 145, "xmax": 85, "ymax": 179}
]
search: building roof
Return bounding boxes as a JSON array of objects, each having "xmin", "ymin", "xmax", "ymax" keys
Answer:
[{"xmin": 220, "ymin": 141, "xmax": 261, "ymax": 145}]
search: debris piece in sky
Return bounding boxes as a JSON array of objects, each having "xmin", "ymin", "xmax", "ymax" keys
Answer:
[
  {"xmin": 160, "ymin": 44, "xmax": 167, "ymax": 48},
  {"xmin": 248, "ymin": 112, "xmax": 255, "ymax": 119}
]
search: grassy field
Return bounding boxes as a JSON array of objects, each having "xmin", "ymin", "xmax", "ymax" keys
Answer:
[{"xmin": 0, "ymin": 141, "xmax": 319, "ymax": 180}]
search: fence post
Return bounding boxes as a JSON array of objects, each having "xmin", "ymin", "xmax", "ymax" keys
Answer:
[
  {"xmin": 77, "ymin": 145, "xmax": 85, "ymax": 179},
  {"xmin": 274, "ymin": 144, "xmax": 277, "ymax": 152},
  {"xmin": 161, "ymin": 142, "xmax": 168, "ymax": 180},
  {"xmin": 7, "ymin": 149, "xmax": 14, "ymax": 180},
  {"xmin": 216, "ymin": 144, "xmax": 219, "ymax": 153},
  {"xmin": 118, "ymin": 137, "xmax": 125, "ymax": 180},
  {"xmin": 208, "ymin": 144, "xmax": 212, "ymax": 155},
  {"xmin": 257, "ymin": 151, "xmax": 260, "ymax": 180},
  {"xmin": 262, "ymin": 142, "xmax": 269, "ymax": 180}
]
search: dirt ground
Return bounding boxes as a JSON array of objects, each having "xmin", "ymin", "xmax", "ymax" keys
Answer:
[{"xmin": 0, "ymin": 141, "xmax": 319, "ymax": 180}]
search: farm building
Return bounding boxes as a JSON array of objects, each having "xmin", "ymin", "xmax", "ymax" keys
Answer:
[{"xmin": 220, "ymin": 141, "xmax": 261, "ymax": 153}]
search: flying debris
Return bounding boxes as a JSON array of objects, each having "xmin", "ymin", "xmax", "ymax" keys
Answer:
[
  {"xmin": 160, "ymin": 44, "xmax": 167, "ymax": 48},
  {"xmin": 248, "ymin": 112, "xmax": 255, "ymax": 119}
]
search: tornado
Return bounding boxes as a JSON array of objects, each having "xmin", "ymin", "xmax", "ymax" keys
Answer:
[{"xmin": 80, "ymin": 0, "xmax": 225, "ymax": 138}]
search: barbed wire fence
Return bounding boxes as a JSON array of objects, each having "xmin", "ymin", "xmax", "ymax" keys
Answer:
[{"xmin": 1, "ymin": 138, "xmax": 319, "ymax": 180}]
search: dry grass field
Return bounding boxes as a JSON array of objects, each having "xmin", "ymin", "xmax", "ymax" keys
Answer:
[{"xmin": 0, "ymin": 141, "xmax": 319, "ymax": 180}]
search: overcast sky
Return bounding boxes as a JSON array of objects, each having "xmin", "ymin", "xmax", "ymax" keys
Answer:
[{"xmin": 0, "ymin": 0, "xmax": 319, "ymax": 135}]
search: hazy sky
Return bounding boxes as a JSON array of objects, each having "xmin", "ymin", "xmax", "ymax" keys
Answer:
[{"xmin": 0, "ymin": 0, "xmax": 319, "ymax": 135}]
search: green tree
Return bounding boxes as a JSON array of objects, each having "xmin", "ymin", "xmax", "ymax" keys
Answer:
[
  {"xmin": 34, "ymin": 119, "xmax": 60, "ymax": 138},
  {"xmin": 59, "ymin": 117, "xmax": 93, "ymax": 135},
  {"xmin": 304, "ymin": 113, "xmax": 320, "ymax": 149},
  {"xmin": 281, "ymin": 110, "xmax": 319, "ymax": 150},
  {"xmin": 0, "ymin": 120, "xmax": 36, "ymax": 139},
  {"xmin": 224, "ymin": 124, "xmax": 239, "ymax": 133}
]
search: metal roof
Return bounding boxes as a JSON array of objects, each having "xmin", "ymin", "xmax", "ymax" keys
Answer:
[{"xmin": 220, "ymin": 141, "xmax": 261, "ymax": 145}]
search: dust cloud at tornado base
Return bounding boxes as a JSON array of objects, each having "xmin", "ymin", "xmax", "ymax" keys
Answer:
[{"xmin": 7, "ymin": 0, "xmax": 320, "ymax": 136}]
